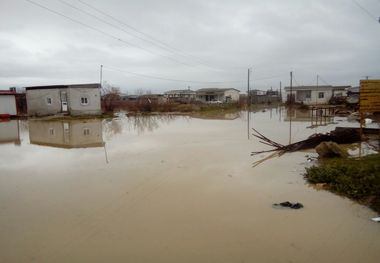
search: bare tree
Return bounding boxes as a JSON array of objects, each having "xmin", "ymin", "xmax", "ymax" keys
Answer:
[{"xmin": 101, "ymin": 81, "xmax": 122, "ymax": 112}]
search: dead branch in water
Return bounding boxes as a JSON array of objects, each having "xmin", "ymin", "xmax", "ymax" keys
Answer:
[{"xmin": 251, "ymin": 127, "xmax": 362, "ymax": 157}]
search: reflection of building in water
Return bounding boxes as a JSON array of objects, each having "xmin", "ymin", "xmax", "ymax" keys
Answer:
[
  {"xmin": 284, "ymin": 108, "xmax": 334, "ymax": 127},
  {"xmin": 29, "ymin": 119, "xmax": 104, "ymax": 148},
  {"xmin": 0, "ymin": 120, "xmax": 21, "ymax": 145},
  {"xmin": 284, "ymin": 109, "xmax": 312, "ymax": 122}
]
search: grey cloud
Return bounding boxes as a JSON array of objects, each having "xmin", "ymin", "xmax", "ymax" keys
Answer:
[{"xmin": 0, "ymin": 0, "xmax": 379, "ymax": 92}]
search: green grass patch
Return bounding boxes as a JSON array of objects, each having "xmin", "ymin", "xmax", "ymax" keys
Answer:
[{"xmin": 304, "ymin": 154, "xmax": 380, "ymax": 213}]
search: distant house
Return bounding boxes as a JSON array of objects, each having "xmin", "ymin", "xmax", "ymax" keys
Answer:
[
  {"xmin": 164, "ymin": 89, "xmax": 196, "ymax": 102},
  {"xmin": 249, "ymin": 89, "xmax": 281, "ymax": 104},
  {"xmin": 26, "ymin": 84, "xmax": 102, "ymax": 116},
  {"xmin": 196, "ymin": 88, "xmax": 240, "ymax": 103},
  {"xmin": 284, "ymin": 85, "xmax": 349, "ymax": 105},
  {"xmin": 0, "ymin": 90, "xmax": 17, "ymax": 117},
  {"xmin": 120, "ymin": 94, "xmax": 138, "ymax": 101},
  {"xmin": 137, "ymin": 94, "xmax": 167, "ymax": 104}
]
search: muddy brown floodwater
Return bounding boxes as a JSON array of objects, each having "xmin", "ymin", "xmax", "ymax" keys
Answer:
[{"xmin": 0, "ymin": 108, "xmax": 379, "ymax": 263}]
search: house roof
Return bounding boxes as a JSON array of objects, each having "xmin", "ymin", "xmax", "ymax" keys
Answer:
[
  {"xmin": 0, "ymin": 89, "xmax": 17, "ymax": 96},
  {"xmin": 139, "ymin": 94, "xmax": 165, "ymax": 97},
  {"xmin": 284, "ymin": 85, "xmax": 331, "ymax": 91},
  {"xmin": 196, "ymin": 88, "xmax": 240, "ymax": 93},
  {"xmin": 284, "ymin": 85, "xmax": 349, "ymax": 91},
  {"xmin": 25, "ymin": 83, "xmax": 100, "ymax": 90},
  {"xmin": 165, "ymin": 89, "xmax": 196, "ymax": 94}
]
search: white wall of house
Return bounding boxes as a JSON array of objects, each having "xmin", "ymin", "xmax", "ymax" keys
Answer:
[
  {"xmin": 67, "ymin": 87, "xmax": 101, "ymax": 116},
  {"xmin": 310, "ymin": 89, "xmax": 333, "ymax": 104},
  {"xmin": 224, "ymin": 89, "xmax": 240, "ymax": 102},
  {"xmin": 0, "ymin": 95, "xmax": 17, "ymax": 115},
  {"xmin": 26, "ymin": 89, "xmax": 62, "ymax": 116},
  {"xmin": 285, "ymin": 88, "xmax": 335, "ymax": 105},
  {"xmin": 196, "ymin": 89, "xmax": 240, "ymax": 103}
]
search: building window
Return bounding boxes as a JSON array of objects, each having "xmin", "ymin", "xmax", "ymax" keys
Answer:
[
  {"xmin": 83, "ymin": 128, "xmax": 90, "ymax": 136},
  {"xmin": 305, "ymin": 91, "xmax": 311, "ymax": 99},
  {"xmin": 49, "ymin": 128, "xmax": 55, "ymax": 136},
  {"xmin": 81, "ymin": 97, "xmax": 89, "ymax": 105},
  {"xmin": 318, "ymin": 92, "xmax": 324, "ymax": 99},
  {"xmin": 46, "ymin": 97, "xmax": 52, "ymax": 105}
]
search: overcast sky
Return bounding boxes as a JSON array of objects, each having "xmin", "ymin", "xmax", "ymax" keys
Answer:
[{"xmin": 0, "ymin": 0, "xmax": 379, "ymax": 93}]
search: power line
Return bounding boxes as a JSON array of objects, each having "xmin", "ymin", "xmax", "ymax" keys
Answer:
[
  {"xmin": 352, "ymin": 0, "xmax": 378, "ymax": 21},
  {"xmin": 25, "ymin": 0, "xmax": 195, "ymax": 67},
  {"xmin": 56, "ymin": 0, "xmax": 210, "ymax": 68},
  {"xmin": 292, "ymin": 74, "xmax": 301, "ymax": 86},
  {"xmin": 318, "ymin": 75, "xmax": 330, "ymax": 85},
  {"xmin": 76, "ymin": 0, "xmax": 244, "ymax": 70},
  {"xmin": 102, "ymin": 65, "xmax": 245, "ymax": 84},
  {"xmin": 254, "ymin": 74, "xmax": 287, "ymax": 81},
  {"xmin": 76, "ymin": 0, "xmax": 185, "ymax": 55},
  {"xmin": 103, "ymin": 65, "xmax": 285, "ymax": 84}
]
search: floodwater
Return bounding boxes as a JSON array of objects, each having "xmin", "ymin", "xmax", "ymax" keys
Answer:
[{"xmin": 0, "ymin": 108, "xmax": 379, "ymax": 263}]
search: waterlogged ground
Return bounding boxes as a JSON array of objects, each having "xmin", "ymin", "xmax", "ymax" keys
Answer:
[{"xmin": 0, "ymin": 108, "xmax": 379, "ymax": 263}]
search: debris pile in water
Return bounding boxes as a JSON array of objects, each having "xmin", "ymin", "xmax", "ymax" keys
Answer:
[{"xmin": 251, "ymin": 127, "xmax": 362, "ymax": 157}]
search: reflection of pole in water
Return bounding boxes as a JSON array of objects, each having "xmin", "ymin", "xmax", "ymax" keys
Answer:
[
  {"xmin": 247, "ymin": 67, "xmax": 252, "ymax": 140},
  {"xmin": 289, "ymin": 109, "xmax": 292, "ymax": 144},
  {"xmin": 16, "ymin": 119, "xmax": 21, "ymax": 146},
  {"xmin": 104, "ymin": 142, "xmax": 109, "ymax": 164},
  {"xmin": 247, "ymin": 109, "xmax": 250, "ymax": 140}
]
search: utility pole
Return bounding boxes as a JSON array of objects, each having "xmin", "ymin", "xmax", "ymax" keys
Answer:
[
  {"xmin": 316, "ymin": 74, "xmax": 319, "ymax": 105},
  {"xmin": 247, "ymin": 68, "xmax": 252, "ymax": 105},
  {"xmin": 100, "ymin": 64, "xmax": 103, "ymax": 88},
  {"xmin": 280, "ymin": 81, "xmax": 282, "ymax": 103},
  {"xmin": 247, "ymin": 68, "xmax": 251, "ymax": 140},
  {"xmin": 290, "ymin": 71, "xmax": 293, "ymax": 105}
]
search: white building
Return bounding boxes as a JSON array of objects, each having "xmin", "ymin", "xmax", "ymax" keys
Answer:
[
  {"xmin": 0, "ymin": 91, "xmax": 17, "ymax": 116},
  {"xmin": 196, "ymin": 88, "xmax": 240, "ymax": 103},
  {"xmin": 26, "ymin": 84, "xmax": 102, "ymax": 116},
  {"xmin": 283, "ymin": 85, "xmax": 348, "ymax": 105}
]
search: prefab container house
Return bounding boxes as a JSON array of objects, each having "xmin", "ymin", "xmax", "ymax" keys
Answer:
[{"xmin": 26, "ymin": 84, "xmax": 102, "ymax": 116}]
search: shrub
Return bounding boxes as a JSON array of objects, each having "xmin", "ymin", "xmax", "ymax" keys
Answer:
[{"xmin": 305, "ymin": 154, "xmax": 380, "ymax": 212}]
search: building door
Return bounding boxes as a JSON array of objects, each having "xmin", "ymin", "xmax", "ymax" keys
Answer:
[{"xmin": 60, "ymin": 91, "xmax": 68, "ymax": 112}]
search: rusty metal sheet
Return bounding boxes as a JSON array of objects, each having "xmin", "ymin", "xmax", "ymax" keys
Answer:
[{"xmin": 360, "ymin": 80, "xmax": 380, "ymax": 113}]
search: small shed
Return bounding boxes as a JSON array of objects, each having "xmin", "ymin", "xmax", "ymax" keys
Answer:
[
  {"xmin": 26, "ymin": 84, "xmax": 102, "ymax": 116},
  {"xmin": 0, "ymin": 91, "xmax": 17, "ymax": 117}
]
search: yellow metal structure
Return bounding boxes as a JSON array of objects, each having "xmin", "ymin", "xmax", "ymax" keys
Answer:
[{"xmin": 360, "ymin": 80, "xmax": 380, "ymax": 113}]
